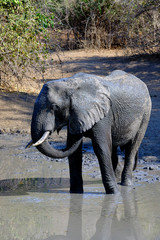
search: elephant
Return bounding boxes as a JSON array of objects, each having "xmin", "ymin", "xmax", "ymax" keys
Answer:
[{"xmin": 26, "ymin": 70, "xmax": 151, "ymax": 194}]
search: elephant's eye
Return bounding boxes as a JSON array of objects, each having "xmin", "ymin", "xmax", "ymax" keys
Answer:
[{"xmin": 50, "ymin": 104, "xmax": 60, "ymax": 112}]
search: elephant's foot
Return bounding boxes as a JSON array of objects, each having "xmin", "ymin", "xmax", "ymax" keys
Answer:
[
  {"xmin": 105, "ymin": 188, "xmax": 120, "ymax": 194},
  {"xmin": 70, "ymin": 176, "xmax": 83, "ymax": 193},
  {"xmin": 121, "ymin": 174, "xmax": 133, "ymax": 186},
  {"xmin": 70, "ymin": 189, "xmax": 83, "ymax": 194},
  {"xmin": 104, "ymin": 183, "xmax": 120, "ymax": 194},
  {"xmin": 121, "ymin": 167, "xmax": 134, "ymax": 186},
  {"xmin": 70, "ymin": 184, "xmax": 83, "ymax": 194},
  {"xmin": 114, "ymin": 162, "xmax": 123, "ymax": 181}
]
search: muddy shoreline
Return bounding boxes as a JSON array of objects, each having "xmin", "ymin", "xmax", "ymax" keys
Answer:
[{"xmin": 0, "ymin": 131, "xmax": 160, "ymax": 193}]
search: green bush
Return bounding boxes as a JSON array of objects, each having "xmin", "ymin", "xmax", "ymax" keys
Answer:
[{"xmin": 0, "ymin": 0, "xmax": 54, "ymax": 90}]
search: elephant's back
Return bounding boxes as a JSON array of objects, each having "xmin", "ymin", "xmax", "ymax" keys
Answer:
[
  {"xmin": 103, "ymin": 71, "xmax": 151, "ymax": 146},
  {"xmin": 104, "ymin": 70, "xmax": 151, "ymax": 107}
]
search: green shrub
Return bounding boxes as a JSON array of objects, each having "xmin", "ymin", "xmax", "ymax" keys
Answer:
[{"xmin": 0, "ymin": 0, "xmax": 54, "ymax": 90}]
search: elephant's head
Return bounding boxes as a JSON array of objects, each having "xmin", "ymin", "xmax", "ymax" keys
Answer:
[{"xmin": 26, "ymin": 73, "xmax": 110, "ymax": 158}]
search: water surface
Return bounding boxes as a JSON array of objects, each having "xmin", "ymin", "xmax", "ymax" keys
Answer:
[
  {"xmin": 0, "ymin": 134, "xmax": 160, "ymax": 240},
  {"xmin": 0, "ymin": 183, "xmax": 160, "ymax": 240}
]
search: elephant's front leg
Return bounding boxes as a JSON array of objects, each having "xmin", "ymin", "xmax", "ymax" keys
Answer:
[
  {"xmin": 91, "ymin": 121, "xmax": 119, "ymax": 194},
  {"xmin": 67, "ymin": 132, "xmax": 83, "ymax": 193}
]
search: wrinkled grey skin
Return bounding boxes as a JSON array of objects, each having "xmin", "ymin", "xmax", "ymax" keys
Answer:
[{"xmin": 31, "ymin": 70, "xmax": 151, "ymax": 194}]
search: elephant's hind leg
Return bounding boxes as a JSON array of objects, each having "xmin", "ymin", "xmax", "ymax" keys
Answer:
[
  {"xmin": 121, "ymin": 142, "xmax": 136, "ymax": 186},
  {"xmin": 121, "ymin": 116, "xmax": 149, "ymax": 186},
  {"xmin": 91, "ymin": 120, "xmax": 119, "ymax": 194}
]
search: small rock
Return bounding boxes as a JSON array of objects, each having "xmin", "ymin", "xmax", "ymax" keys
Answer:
[
  {"xmin": 149, "ymin": 166, "xmax": 154, "ymax": 170},
  {"xmin": 143, "ymin": 167, "xmax": 148, "ymax": 170}
]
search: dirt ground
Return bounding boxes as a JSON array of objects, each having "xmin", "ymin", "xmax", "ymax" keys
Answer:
[{"xmin": 0, "ymin": 49, "xmax": 160, "ymax": 161}]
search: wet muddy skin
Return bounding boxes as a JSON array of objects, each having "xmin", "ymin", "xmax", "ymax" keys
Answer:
[{"xmin": 0, "ymin": 133, "xmax": 160, "ymax": 239}]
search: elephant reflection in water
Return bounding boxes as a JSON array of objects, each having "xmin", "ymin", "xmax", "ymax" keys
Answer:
[
  {"xmin": 0, "ymin": 178, "xmax": 157, "ymax": 239},
  {"xmin": 45, "ymin": 189, "xmax": 145, "ymax": 240},
  {"xmin": 90, "ymin": 189, "xmax": 144, "ymax": 240}
]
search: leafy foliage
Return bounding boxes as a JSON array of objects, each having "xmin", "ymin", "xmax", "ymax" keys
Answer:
[{"xmin": 0, "ymin": 0, "xmax": 54, "ymax": 90}]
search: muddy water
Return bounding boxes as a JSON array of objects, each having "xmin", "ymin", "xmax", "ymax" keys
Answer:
[{"xmin": 0, "ymin": 134, "xmax": 160, "ymax": 240}]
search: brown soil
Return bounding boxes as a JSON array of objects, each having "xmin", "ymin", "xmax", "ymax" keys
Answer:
[{"xmin": 0, "ymin": 49, "xmax": 160, "ymax": 160}]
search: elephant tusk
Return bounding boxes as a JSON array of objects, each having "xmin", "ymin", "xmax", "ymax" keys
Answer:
[
  {"xmin": 25, "ymin": 140, "xmax": 33, "ymax": 149},
  {"xmin": 32, "ymin": 131, "xmax": 50, "ymax": 147}
]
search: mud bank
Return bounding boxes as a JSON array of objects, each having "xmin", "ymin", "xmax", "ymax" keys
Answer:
[{"xmin": 0, "ymin": 132, "xmax": 160, "ymax": 190}]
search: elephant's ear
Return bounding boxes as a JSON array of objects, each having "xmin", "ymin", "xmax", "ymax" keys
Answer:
[{"xmin": 69, "ymin": 80, "xmax": 110, "ymax": 134}]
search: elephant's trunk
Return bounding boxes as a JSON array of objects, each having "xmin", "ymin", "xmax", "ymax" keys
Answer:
[
  {"xmin": 33, "ymin": 136, "xmax": 82, "ymax": 159},
  {"xmin": 29, "ymin": 110, "xmax": 82, "ymax": 159}
]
